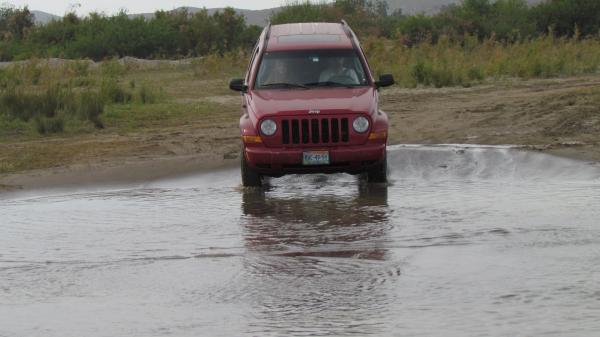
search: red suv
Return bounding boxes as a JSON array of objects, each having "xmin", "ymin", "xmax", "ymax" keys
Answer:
[{"xmin": 230, "ymin": 21, "xmax": 394, "ymax": 187}]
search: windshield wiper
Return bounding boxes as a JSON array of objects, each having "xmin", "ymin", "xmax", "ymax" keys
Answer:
[
  {"xmin": 260, "ymin": 82, "xmax": 309, "ymax": 89},
  {"xmin": 304, "ymin": 81, "xmax": 358, "ymax": 88}
]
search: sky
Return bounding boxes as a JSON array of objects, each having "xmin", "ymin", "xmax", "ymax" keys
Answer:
[{"xmin": 2, "ymin": 1, "xmax": 290, "ymax": 15}]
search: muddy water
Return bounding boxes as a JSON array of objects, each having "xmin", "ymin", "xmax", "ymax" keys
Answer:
[{"xmin": 2, "ymin": 145, "xmax": 600, "ymax": 337}]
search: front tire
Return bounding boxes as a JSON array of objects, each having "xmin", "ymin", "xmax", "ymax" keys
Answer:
[
  {"xmin": 366, "ymin": 153, "xmax": 387, "ymax": 183},
  {"xmin": 241, "ymin": 150, "xmax": 262, "ymax": 187}
]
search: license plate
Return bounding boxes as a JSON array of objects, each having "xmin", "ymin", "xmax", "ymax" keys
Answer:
[{"xmin": 303, "ymin": 151, "xmax": 330, "ymax": 166}]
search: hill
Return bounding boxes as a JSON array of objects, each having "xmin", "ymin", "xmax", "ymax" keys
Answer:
[
  {"xmin": 387, "ymin": 0, "xmax": 544, "ymax": 14},
  {"xmin": 30, "ymin": 0, "xmax": 546, "ymax": 26},
  {"xmin": 31, "ymin": 7, "xmax": 277, "ymax": 27},
  {"xmin": 31, "ymin": 10, "xmax": 59, "ymax": 25}
]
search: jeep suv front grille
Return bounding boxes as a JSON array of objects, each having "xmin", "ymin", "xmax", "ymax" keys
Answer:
[{"xmin": 281, "ymin": 118, "xmax": 350, "ymax": 145}]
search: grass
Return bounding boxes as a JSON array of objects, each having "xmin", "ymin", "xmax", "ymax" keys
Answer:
[
  {"xmin": 363, "ymin": 34, "xmax": 600, "ymax": 88},
  {"xmin": 102, "ymin": 101, "xmax": 227, "ymax": 132},
  {"xmin": 0, "ymin": 60, "xmax": 166, "ymax": 140}
]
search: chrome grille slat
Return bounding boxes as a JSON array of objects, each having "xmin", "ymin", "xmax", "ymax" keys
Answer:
[
  {"xmin": 311, "ymin": 119, "xmax": 319, "ymax": 144},
  {"xmin": 282, "ymin": 120, "xmax": 290, "ymax": 144},
  {"xmin": 291, "ymin": 119, "xmax": 300, "ymax": 144},
  {"xmin": 281, "ymin": 117, "xmax": 350, "ymax": 145}
]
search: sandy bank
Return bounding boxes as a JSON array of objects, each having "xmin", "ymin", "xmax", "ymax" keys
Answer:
[{"xmin": 2, "ymin": 74, "xmax": 599, "ymax": 192}]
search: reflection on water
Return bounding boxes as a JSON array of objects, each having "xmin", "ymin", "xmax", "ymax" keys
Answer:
[
  {"xmin": 238, "ymin": 182, "xmax": 402, "ymax": 336},
  {"xmin": 241, "ymin": 183, "xmax": 390, "ymax": 255}
]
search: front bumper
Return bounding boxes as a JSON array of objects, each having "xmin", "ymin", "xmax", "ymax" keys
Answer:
[{"xmin": 245, "ymin": 143, "xmax": 386, "ymax": 176}]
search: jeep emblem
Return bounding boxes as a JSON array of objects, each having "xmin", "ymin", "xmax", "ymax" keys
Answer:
[{"xmin": 308, "ymin": 109, "xmax": 321, "ymax": 114}]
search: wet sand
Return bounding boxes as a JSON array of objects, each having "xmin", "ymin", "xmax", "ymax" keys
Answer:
[{"xmin": 2, "ymin": 145, "xmax": 597, "ymax": 193}]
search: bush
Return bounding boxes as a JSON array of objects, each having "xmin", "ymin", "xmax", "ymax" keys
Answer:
[
  {"xmin": 34, "ymin": 115, "xmax": 64, "ymax": 134},
  {"xmin": 0, "ymin": 83, "xmax": 108, "ymax": 134},
  {"xmin": 363, "ymin": 34, "xmax": 600, "ymax": 88},
  {"xmin": 532, "ymin": 0, "xmax": 600, "ymax": 37},
  {"xmin": 100, "ymin": 79, "xmax": 132, "ymax": 104},
  {"xmin": 1, "ymin": 87, "xmax": 31, "ymax": 121},
  {"xmin": 0, "ymin": 86, "xmax": 61, "ymax": 121},
  {"xmin": 0, "ymin": 60, "xmax": 162, "ymax": 136},
  {"xmin": 136, "ymin": 85, "xmax": 157, "ymax": 104},
  {"xmin": 77, "ymin": 91, "xmax": 104, "ymax": 129},
  {"xmin": 192, "ymin": 50, "xmax": 249, "ymax": 78}
]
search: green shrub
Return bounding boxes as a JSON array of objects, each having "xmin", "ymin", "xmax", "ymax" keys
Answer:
[
  {"xmin": 100, "ymin": 79, "xmax": 132, "ymax": 104},
  {"xmin": 0, "ymin": 87, "xmax": 60, "ymax": 121},
  {"xmin": 468, "ymin": 67, "xmax": 485, "ymax": 82},
  {"xmin": 0, "ymin": 88, "xmax": 31, "ymax": 121},
  {"xmin": 364, "ymin": 34, "xmax": 600, "ymax": 88},
  {"xmin": 0, "ymin": 84, "xmax": 111, "ymax": 133},
  {"xmin": 34, "ymin": 115, "xmax": 64, "ymax": 134},
  {"xmin": 192, "ymin": 50, "xmax": 248, "ymax": 79},
  {"xmin": 77, "ymin": 91, "xmax": 104, "ymax": 129},
  {"xmin": 23, "ymin": 61, "xmax": 43, "ymax": 85},
  {"xmin": 136, "ymin": 85, "xmax": 157, "ymax": 104},
  {"xmin": 410, "ymin": 61, "xmax": 433, "ymax": 86},
  {"xmin": 71, "ymin": 76, "xmax": 94, "ymax": 87},
  {"xmin": 100, "ymin": 59, "xmax": 127, "ymax": 77},
  {"xmin": 69, "ymin": 60, "xmax": 90, "ymax": 77}
]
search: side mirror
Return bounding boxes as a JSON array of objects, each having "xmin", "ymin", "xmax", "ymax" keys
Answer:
[
  {"xmin": 229, "ymin": 78, "xmax": 247, "ymax": 92},
  {"xmin": 375, "ymin": 74, "xmax": 395, "ymax": 89}
]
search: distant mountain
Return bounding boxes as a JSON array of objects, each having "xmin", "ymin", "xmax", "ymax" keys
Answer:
[
  {"xmin": 29, "ymin": 7, "xmax": 276, "ymax": 27},
  {"xmin": 125, "ymin": 7, "xmax": 279, "ymax": 27},
  {"xmin": 30, "ymin": 1, "xmax": 546, "ymax": 27},
  {"xmin": 188, "ymin": 7, "xmax": 279, "ymax": 27},
  {"xmin": 387, "ymin": 0, "xmax": 544, "ymax": 15},
  {"xmin": 31, "ymin": 10, "xmax": 59, "ymax": 25}
]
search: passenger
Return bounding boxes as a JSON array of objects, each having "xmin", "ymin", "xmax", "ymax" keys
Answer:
[{"xmin": 319, "ymin": 57, "xmax": 359, "ymax": 84}]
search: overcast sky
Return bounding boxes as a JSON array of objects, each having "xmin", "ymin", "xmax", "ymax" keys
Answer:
[{"xmin": 2, "ymin": 1, "xmax": 291, "ymax": 15}]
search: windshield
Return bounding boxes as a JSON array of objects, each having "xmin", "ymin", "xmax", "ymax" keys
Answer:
[{"xmin": 254, "ymin": 49, "xmax": 369, "ymax": 89}]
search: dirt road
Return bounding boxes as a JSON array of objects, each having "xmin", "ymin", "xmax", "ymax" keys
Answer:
[{"xmin": 383, "ymin": 75, "xmax": 600, "ymax": 160}]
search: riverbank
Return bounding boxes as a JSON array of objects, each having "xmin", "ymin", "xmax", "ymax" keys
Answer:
[{"xmin": 1, "ymin": 74, "xmax": 599, "ymax": 191}]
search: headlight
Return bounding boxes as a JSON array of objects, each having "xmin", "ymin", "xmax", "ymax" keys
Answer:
[
  {"xmin": 352, "ymin": 116, "xmax": 370, "ymax": 133},
  {"xmin": 260, "ymin": 119, "xmax": 277, "ymax": 136}
]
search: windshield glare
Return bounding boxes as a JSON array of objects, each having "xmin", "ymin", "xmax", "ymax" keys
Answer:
[{"xmin": 255, "ymin": 50, "xmax": 369, "ymax": 89}]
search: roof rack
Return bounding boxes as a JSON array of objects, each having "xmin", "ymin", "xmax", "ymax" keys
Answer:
[
  {"xmin": 341, "ymin": 20, "xmax": 358, "ymax": 50},
  {"xmin": 340, "ymin": 20, "xmax": 353, "ymax": 39},
  {"xmin": 264, "ymin": 23, "xmax": 272, "ymax": 42}
]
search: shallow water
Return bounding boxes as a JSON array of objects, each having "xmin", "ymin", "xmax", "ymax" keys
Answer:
[{"xmin": 2, "ymin": 145, "xmax": 600, "ymax": 337}]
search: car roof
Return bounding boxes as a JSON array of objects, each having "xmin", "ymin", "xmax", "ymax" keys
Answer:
[{"xmin": 266, "ymin": 22, "xmax": 354, "ymax": 52}]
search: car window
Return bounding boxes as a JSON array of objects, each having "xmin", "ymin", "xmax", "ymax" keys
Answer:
[{"xmin": 255, "ymin": 49, "xmax": 369, "ymax": 89}]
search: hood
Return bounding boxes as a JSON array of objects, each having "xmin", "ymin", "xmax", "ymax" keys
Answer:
[{"xmin": 247, "ymin": 87, "xmax": 377, "ymax": 118}]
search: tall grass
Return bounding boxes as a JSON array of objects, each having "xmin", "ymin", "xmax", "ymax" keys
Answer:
[
  {"xmin": 187, "ymin": 35, "xmax": 600, "ymax": 88},
  {"xmin": 1, "ymin": 36, "xmax": 599, "ymax": 139},
  {"xmin": 191, "ymin": 50, "xmax": 249, "ymax": 79},
  {"xmin": 364, "ymin": 35, "xmax": 600, "ymax": 88},
  {"xmin": 0, "ymin": 60, "xmax": 160, "ymax": 136}
]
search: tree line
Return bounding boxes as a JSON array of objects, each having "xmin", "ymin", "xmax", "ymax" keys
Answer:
[
  {"xmin": 0, "ymin": 7, "xmax": 261, "ymax": 61},
  {"xmin": 271, "ymin": 0, "xmax": 600, "ymax": 43},
  {"xmin": 1, "ymin": 0, "xmax": 600, "ymax": 61}
]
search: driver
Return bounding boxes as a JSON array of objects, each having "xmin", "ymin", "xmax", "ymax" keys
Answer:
[
  {"xmin": 263, "ymin": 59, "xmax": 290, "ymax": 84},
  {"xmin": 319, "ymin": 57, "xmax": 359, "ymax": 84}
]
